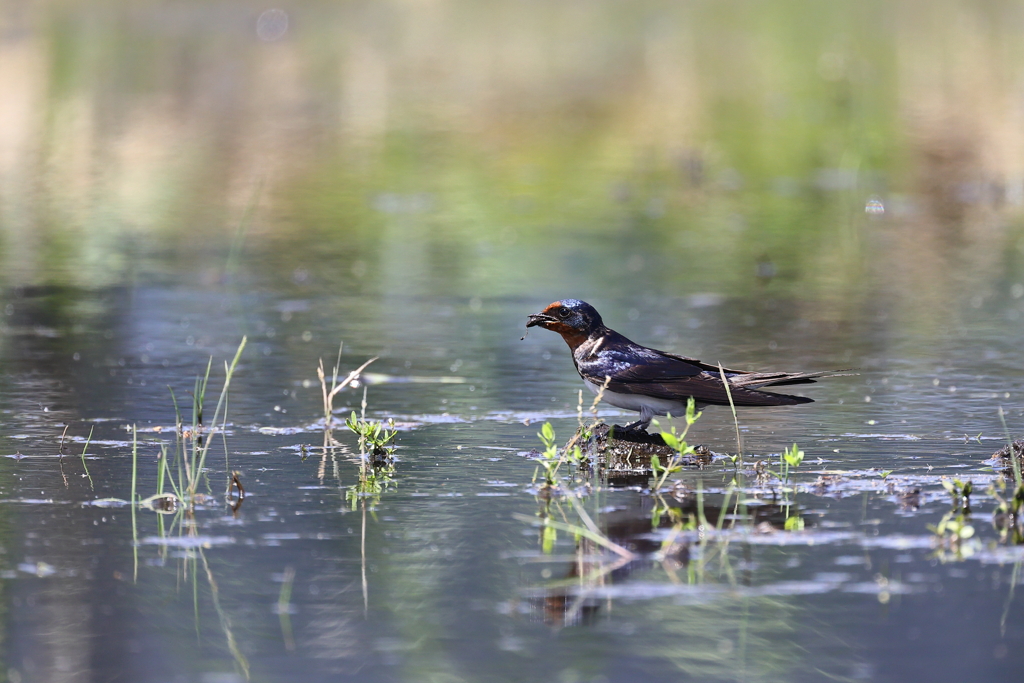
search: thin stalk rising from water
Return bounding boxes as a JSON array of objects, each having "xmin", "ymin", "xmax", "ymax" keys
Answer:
[
  {"xmin": 718, "ymin": 362, "xmax": 743, "ymax": 466},
  {"xmin": 131, "ymin": 425, "xmax": 138, "ymax": 582},
  {"xmin": 81, "ymin": 426, "xmax": 94, "ymax": 491}
]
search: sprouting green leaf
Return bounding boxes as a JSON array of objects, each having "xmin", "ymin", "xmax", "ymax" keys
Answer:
[
  {"xmin": 783, "ymin": 443, "xmax": 805, "ymax": 468},
  {"xmin": 685, "ymin": 397, "xmax": 702, "ymax": 425},
  {"xmin": 540, "ymin": 422, "xmax": 555, "ymax": 443},
  {"xmin": 661, "ymin": 432, "xmax": 679, "ymax": 450}
]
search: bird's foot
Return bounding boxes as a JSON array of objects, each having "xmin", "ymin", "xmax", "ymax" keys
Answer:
[{"xmin": 620, "ymin": 419, "xmax": 652, "ymax": 433}]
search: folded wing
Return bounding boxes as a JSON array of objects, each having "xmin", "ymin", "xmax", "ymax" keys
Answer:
[{"xmin": 578, "ymin": 344, "xmax": 846, "ymax": 407}]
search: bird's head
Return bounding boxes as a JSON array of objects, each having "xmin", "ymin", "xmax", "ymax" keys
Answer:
[{"xmin": 526, "ymin": 299, "xmax": 604, "ymax": 341}]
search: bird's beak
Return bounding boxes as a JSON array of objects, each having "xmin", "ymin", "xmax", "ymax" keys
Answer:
[{"xmin": 526, "ymin": 313, "xmax": 556, "ymax": 328}]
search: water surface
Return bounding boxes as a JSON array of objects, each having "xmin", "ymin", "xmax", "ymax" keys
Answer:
[{"xmin": 2, "ymin": 1, "xmax": 1024, "ymax": 682}]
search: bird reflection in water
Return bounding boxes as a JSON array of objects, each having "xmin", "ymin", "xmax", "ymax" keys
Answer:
[{"xmin": 524, "ymin": 491, "xmax": 802, "ymax": 628}]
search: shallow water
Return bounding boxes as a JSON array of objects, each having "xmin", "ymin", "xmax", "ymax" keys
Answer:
[
  {"xmin": 3, "ymin": 1, "xmax": 1024, "ymax": 681},
  {"xmin": 2, "ymin": 277, "xmax": 1023, "ymax": 682}
]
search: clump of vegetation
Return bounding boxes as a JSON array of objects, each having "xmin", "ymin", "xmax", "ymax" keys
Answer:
[
  {"xmin": 525, "ymin": 409, "xmax": 633, "ymax": 568},
  {"xmin": 341, "ymin": 382, "xmax": 399, "ymax": 508},
  {"xmin": 996, "ymin": 408, "xmax": 1023, "ymax": 487},
  {"xmin": 152, "ymin": 337, "xmax": 248, "ymax": 511},
  {"xmin": 533, "ymin": 422, "xmax": 583, "ymax": 489},
  {"xmin": 346, "ymin": 412, "xmax": 397, "ymax": 459},
  {"xmin": 344, "ymin": 409, "xmax": 399, "ymax": 509},
  {"xmin": 995, "ymin": 439, "xmax": 1024, "ymax": 480},
  {"xmin": 645, "ymin": 399, "xmax": 703, "ymax": 527}
]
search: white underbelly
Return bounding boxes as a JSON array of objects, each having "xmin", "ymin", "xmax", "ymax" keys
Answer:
[{"xmin": 584, "ymin": 379, "xmax": 688, "ymax": 417}]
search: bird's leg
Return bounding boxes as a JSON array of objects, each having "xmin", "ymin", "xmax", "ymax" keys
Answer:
[{"xmin": 622, "ymin": 406, "xmax": 654, "ymax": 432}]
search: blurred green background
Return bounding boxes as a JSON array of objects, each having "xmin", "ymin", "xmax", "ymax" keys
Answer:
[{"xmin": 1, "ymin": 0, "xmax": 1023, "ymax": 329}]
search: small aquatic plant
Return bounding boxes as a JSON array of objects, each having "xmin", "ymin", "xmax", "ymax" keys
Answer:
[
  {"xmin": 139, "ymin": 337, "xmax": 248, "ymax": 513},
  {"xmin": 343, "ymin": 389, "xmax": 399, "ymax": 508},
  {"xmin": 748, "ymin": 443, "xmax": 807, "ymax": 524},
  {"xmin": 781, "ymin": 443, "xmax": 804, "ymax": 479},
  {"xmin": 346, "ymin": 412, "xmax": 397, "ymax": 458},
  {"xmin": 532, "ymin": 421, "xmax": 590, "ymax": 490},
  {"xmin": 651, "ymin": 397, "xmax": 702, "ymax": 493},
  {"xmin": 534, "ymin": 422, "xmax": 572, "ymax": 488},
  {"xmin": 124, "ymin": 418, "xmax": 250, "ymax": 679}
]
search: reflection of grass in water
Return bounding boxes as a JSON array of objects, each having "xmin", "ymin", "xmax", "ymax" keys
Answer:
[
  {"xmin": 134, "ymin": 467, "xmax": 252, "ymax": 679},
  {"xmin": 345, "ymin": 460, "xmax": 397, "ymax": 511},
  {"xmin": 113, "ymin": 339, "xmax": 255, "ymax": 677},
  {"xmin": 277, "ymin": 566, "xmax": 297, "ymax": 652},
  {"xmin": 652, "ymin": 500, "xmax": 842, "ymax": 680},
  {"xmin": 198, "ymin": 548, "xmax": 251, "ymax": 680},
  {"xmin": 522, "ymin": 401, "xmax": 828, "ymax": 672},
  {"xmin": 129, "ymin": 473, "xmax": 252, "ymax": 680},
  {"xmin": 639, "ymin": 594, "xmax": 802, "ymax": 683},
  {"xmin": 518, "ymin": 493, "xmax": 635, "ymax": 564},
  {"xmin": 311, "ymin": 350, "xmax": 403, "ymax": 617}
]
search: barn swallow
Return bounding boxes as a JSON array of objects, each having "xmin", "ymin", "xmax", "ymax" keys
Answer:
[{"xmin": 526, "ymin": 299, "xmax": 846, "ymax": 431}]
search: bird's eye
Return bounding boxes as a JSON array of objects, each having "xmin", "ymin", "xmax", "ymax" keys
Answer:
[{"xmin": 557, "ymin": 308, "xmax": 570, "ymax": 319}]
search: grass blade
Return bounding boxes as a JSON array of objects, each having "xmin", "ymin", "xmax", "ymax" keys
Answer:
[{"xmin": 80, "ymin": 426, "xmax": 95, "ymax": 491}]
